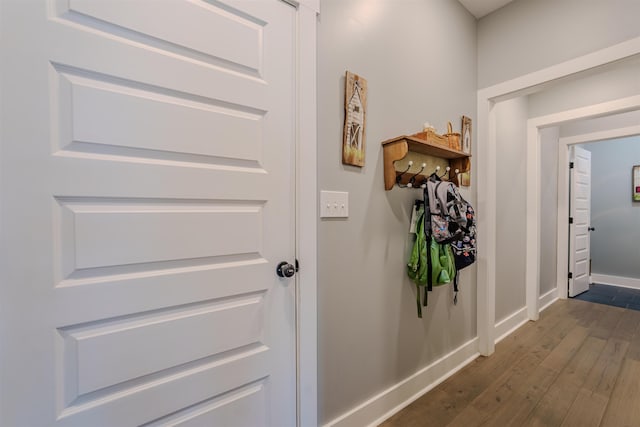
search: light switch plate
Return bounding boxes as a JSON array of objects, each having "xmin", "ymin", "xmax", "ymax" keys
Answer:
[{"xmin": 320, "ymin": 191, "xmax": 349, "ymax": 218}]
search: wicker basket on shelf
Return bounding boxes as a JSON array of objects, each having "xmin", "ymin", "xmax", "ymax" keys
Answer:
[
  {"xmin": 412, "ymin": 122, "xmax": 461, "ymax": 151},
  {"xmin": 411, "ymin": 128, "xmax": 448, "ymax": 147},
  {"xmin": 444, "ymin": 122, "xmax": 461, "ymax": 151}
]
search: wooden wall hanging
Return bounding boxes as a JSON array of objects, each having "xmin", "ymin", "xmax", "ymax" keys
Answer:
[
  {"xmin": 459, "ymin": 116, "xmax": 472, "ymax": 186},
  {"xmin": 634, "ymin": 165, "xmax": 640, "ymax": 201},
  {"xmin": 342, "ymin": 71, "xmax": 368, "ymax": 167}
]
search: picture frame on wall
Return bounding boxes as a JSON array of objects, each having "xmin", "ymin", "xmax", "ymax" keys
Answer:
[
  {"xmin": 342, "ymin": 71, "xmax": 368, "ymax": 167},
  {"xmin": 461, "ymin": 115, "xmax": 472, "ymax": 155},
  {"xmin": 458, "ymin": 116, "xmax": 472, "ymax": 186},
  {"xmin": 634, "ymin": 165, "xmax": 640, "ymax": 202}
]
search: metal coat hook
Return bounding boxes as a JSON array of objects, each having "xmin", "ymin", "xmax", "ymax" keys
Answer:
[
  {"xmin": 452, "ymin": 168, "xmax": 461, "ymax": 185},
  {"xmin": 420, "ymin": 179, "xmax": 427, "ymax": 189},
  {"xmin": 407, "ymin": 163, "xmax": 426, "ymax": 188},
  {"xmin": 440, "ymin": 166, "xmax": 451, "ymax": 179},
  {"xmin": 396, "ymin": 160, "xmax": 413, "ymax": 186}
]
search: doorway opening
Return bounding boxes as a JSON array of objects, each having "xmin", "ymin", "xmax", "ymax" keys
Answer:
[
  {"xmin": 561, "ymin": 133, "xmax": 640, "ymax": 310},
  {"xmin": 477, "ymin": 43, "xmax": 640, "ymax": 356}
]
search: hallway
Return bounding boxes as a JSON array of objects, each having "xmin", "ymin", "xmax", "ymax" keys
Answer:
[{"xmin": 380, "ymin": 299, "xmax": 640, "ymax": 426}]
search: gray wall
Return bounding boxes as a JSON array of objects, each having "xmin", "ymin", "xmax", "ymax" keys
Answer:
[
  {"xmin": 539, "ymin": 127, "xmax": 560, "ymax": 297},
  {"xmin": 478, "ymin": 0, "xmax": 640, "ymax": 89},
  {"xmin": 317, "ymin": 0, "xmax": 477, "ymax": 423},
  {"xmin": 561, "ymin": 110, "xmax": 640, "ymax": 138},
  {"xmin": 582, "ymin": 137, "xmax": 640, "ymax": 279},
  {"xmin": 494, "ymin": 97, "xmax": 528, "ymax": 322},
  {"xmin": 528, "ymin": 56, "xmax": 640, "ymax": 119}
]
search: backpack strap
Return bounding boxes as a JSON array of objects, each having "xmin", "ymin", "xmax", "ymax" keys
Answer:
[
  {"xmin": 419, "ymin": 210, "xmax": 424, "ymax": 318},
  {"xmin": 435, "ymin": 181, "xmax": 453, "ymax": 217},
  {"xmin": 427, "ymin": 180, "xmax": 441, "ymax": 215},
  {"xmin": 453, "ymin": 273, "xmax": 459, "ymax": 305},
  {"xmin": 423, "ymin": 187, "xmax": 433, "ymax": 294},
  {"xmin": 434, "ymin": 181, "xmax": 445, "ymax": 214}
]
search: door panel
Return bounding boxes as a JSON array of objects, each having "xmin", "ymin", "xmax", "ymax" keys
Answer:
[
  {"xmin": 569, "ymin": 146, "xmax": 592, "ymax": 297},
  {"xmin": 142, "ymin": 382, "xmax": 267, "ymax": 427},
  {"xmin": 66, "ymin": 200, "xmax": 263, "ymax": 269},
  {"xmin": 65, "ymin": 0, "xmax": 264, "ymax": 74},
  {"xmin": 62, "ymin": 72, "xmax": 264, "ymax": 161},
  {"xmin": 62, "ymin": 294, "xmax": 264, "ymax": 396},
  {"xmin": 1, "ymin": 1, "xmax": 296, "ymax": 426}
]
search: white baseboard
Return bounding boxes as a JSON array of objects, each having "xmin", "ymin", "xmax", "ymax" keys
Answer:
[
  {"xmin": 323, "ymin": 338, "xmax": 479, "ymax": 427},
  {"xmin": 325, "ymin": 291, "xmax": 561, "ymax": 427},
  {"xmin": 494, "ymin": 289, "xmax": 560, "ymax": 345},
  {"xmin": 494, "ymin": 291, "xmax": 559, "ymax": 345},
  {"xmin": 494, "ymin": 307, "xmax": 528, "ymax": 344},
  {"xmin": 539, "ymin": 288, "xmax": 558, "ymax": 312},
  {"xmin": 592, "ymin": 274, "xmax": 640, "ymax": 290},
  {"xmin": 494, "ymin": 288, "xmax": 558, "ymax": 344}
]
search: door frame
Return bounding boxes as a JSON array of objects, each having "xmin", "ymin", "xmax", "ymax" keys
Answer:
[
  {"xmin": 476, "ymin": 35, "xmax": 640, "ymax": 356},
  {"xmin": 556, "ymin": 124, "xmax": 640, "ymax": 300},
  {"xmin": 525, "ymin": 96, "xmax": 640, "ymax": 319},
  {"xmin": 293, "ymin": 1, "xmax": 319, "ymax": 426}
]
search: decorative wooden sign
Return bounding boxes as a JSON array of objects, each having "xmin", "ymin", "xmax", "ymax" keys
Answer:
[
  {"xmin": 461, "ymin": 116, "xmax": 472, "ymax": 155},
  {"xmin": 459, "ymin": 116, "xmax": 472, "ymax": 186},
  {"xmin": 343, "ymin": 71, "xmax": 368, "ymax": 167},
  {"xmin": 634, "ymin": 165, "xmax": 640, "ymax": 202}
]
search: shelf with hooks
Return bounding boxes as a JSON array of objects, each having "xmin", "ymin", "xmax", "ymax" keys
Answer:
[{"xmin": 381, "ymin": 134, "xmax": 471, "ymax": 190}]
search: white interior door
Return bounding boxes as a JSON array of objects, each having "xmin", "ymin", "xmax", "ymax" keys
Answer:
[
  {"xmin": 568, "ymin": 145, "xmax": 592, "ymax": 297},
  {"xmin": 0, "ymin": 1, "xmax": 297, "ymax": 426}
]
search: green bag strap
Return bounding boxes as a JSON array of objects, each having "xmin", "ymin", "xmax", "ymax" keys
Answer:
[
  {"xmin": 407, "ymin": 206, "xmax": 426, "ymax": 318},
  {"xmin": 407, "ymin": 208, "xmax": 424, "ymax": 283}
]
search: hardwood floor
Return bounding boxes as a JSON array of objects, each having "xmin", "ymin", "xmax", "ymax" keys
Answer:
[{"xmin": 379, "ymin": 299, "xmax": 640, "ymax": 427}]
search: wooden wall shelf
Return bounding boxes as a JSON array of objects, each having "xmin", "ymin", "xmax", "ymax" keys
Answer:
[{"xmin": 382, "ymin": 134, "xmax": 471, "ymax": 190}]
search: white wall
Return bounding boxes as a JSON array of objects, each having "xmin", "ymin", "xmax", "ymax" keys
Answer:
[
  {"xmin": 494, "ymin": 97, "xmax": 528, "ymax": 322},
  {"xmin": 539, "ymin": 127, "xmax": 560, "ymax": 297},
  {"xmin": 478, "ymin": 0, "xmax": 640, "ymax": 89},
  {"xmin": 582, "ymin": 136, "xmax": 640, "ymax": 280},
  {"xmin": 317, "ymin": 0, "xmax": 477, "ymax": 423}
]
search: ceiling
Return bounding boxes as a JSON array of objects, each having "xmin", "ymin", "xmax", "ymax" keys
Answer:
[{"xmin": 458, "ymin": 0, "xmax": 515, "ymax": 18}]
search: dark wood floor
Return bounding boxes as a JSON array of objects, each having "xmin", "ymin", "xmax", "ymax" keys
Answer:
[{"xmin": 380, "ymin": 299, "xmax": 640, "ymax": 427}]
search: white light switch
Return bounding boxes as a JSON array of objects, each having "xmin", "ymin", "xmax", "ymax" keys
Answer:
[{"xmin": 320, "ymin": 191, "xmax": 349, "ymax": 218}]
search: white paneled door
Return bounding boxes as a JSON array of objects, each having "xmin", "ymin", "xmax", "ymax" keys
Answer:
[
  {"xmin": 568, "ymin": 146, "xmax": 592, "ymax": 297},
  {"xmin": 0, "ymin": 1, "xmax": 297, "ymax": 425}
]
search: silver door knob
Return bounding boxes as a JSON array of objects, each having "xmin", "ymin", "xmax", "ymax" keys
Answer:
[{"xmin": 276, "ymin": 261, "xmax": 296, "ymax": 278}]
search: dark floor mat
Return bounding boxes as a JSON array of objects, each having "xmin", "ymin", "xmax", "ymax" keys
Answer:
[{"xmin": 573, "ymin": 283, "xmax": 640, "ymax": 311}]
